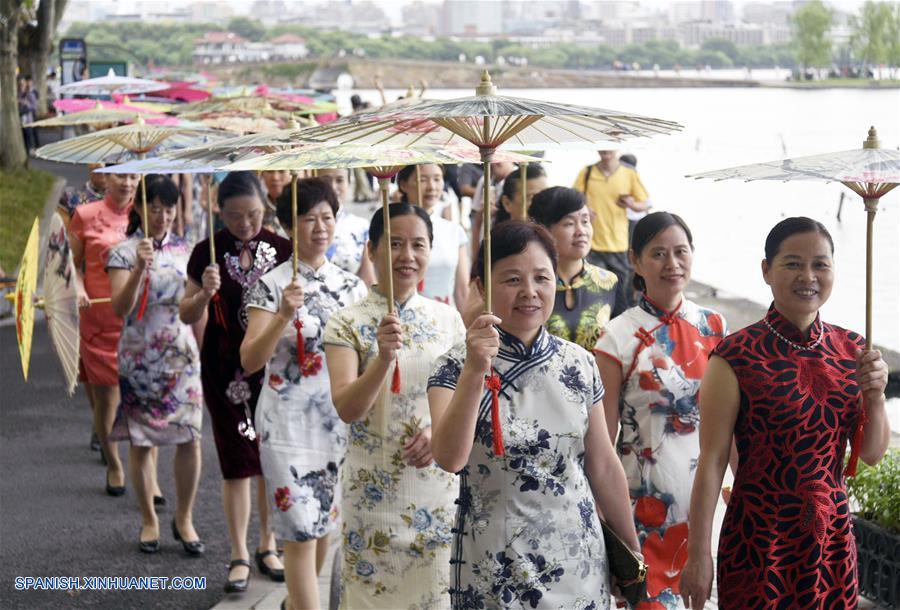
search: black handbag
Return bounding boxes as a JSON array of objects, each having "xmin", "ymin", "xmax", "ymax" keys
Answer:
[{"xmin": 600, "ymin": 519, "xmax": 648, "ymax": 607}]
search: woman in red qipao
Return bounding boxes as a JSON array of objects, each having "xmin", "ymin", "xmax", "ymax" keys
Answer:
[{"xmin": 680, "ymin": 217, "xmax": 891, "ymax": 610}]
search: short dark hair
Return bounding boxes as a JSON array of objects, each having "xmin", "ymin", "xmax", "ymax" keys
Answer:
[
  {"xmin": 474, "ymin": 220, "xmax": 557, "ymax": 283},
  {"xmin": 528, "ymin": 186, "xmax": 586, "ymax": 227},
  {"xmin": 764, "ymin": 216, "xmax": 834, "ymax": 263},
  {"xmin": 631, "ymin": 212, "xmax": 694, "ymax": 292},
  {"xmin": 396, "ymin": 164, "xmax": 445, "ymax": 203},
  {"xmin": 218, "ymin": 171, "xmax": 265, "ymax": 210},
  {"xmin": 619, "ymin": 153, "xmax": 637, "ymax": 168},
  {"xmin": 275, "ymin": 177, "xmax": 339, "ymax": 231},
  {"xmin": 368, "ymin": 203, "xmax": 433, "ymax": 249},
  {"xmin": 498, "ymin": 164, "xmax": 546, "ymax": 224},
  {"xmin": 127, "ymin": 174, "xmax": 180, "ymax": 236}
]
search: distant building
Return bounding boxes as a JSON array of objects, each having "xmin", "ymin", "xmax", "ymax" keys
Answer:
[
  {"xmin": 401, "ymin": 0, "xmax": 442, "ymax": 36},
  {"xmin": 441, "ymin": 0, "xmax": 504, "ymax": 36},
  {"xmin": 193, "ymin": 31, "xmax": 252, "ymax": 65},
  {"xmin": 269, "ymin": 34, "xmax": 309, "ymax": 60},
  {"xmin": 742, "ymin": 1, "xmax": 794, "ymax": 26}
]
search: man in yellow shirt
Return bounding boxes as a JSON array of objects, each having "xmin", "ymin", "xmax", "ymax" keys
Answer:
[{"xmin": 573, "ymin": 150, "xmax": 649, "ymax": 314}]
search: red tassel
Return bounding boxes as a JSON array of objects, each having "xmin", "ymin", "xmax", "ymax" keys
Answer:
[
  {"xmin": 136, "ymin": 275, "xmax": 150, "ymax": 320},
  {"xmin": 844, "ymin": 408, "xmax": 869, "ymax": 477},
  {"xmin": 417, "ymin": 279, "xmax": 425, "ymax": 292},
  {"xmin": 391, "ymin": 360, "xmax": 401, "ymax": 394},
  {"xmin": 485, "ymin": 371, "xmax": 504, "ymax": 456},
  {"xmin": 211, "ymin": 293, "xmax": 227, "ymax": 329},
  {"xmin": 294, "ymin": 318, "xmax": 305, "ymax": 365}
]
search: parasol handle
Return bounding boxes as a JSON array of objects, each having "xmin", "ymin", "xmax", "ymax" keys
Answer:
[
  {"xmin": 864, "ymin": 198, "xmax": 877, "ymax": 350},
  {"xmin": 379, "ymin": 177, "xmax": 394, "ymax": 315},
  {"xmin": 5, "ymin": 293, "xmax": 111, "ymax": 307},
  {"xmin": 481, "ymin": 146, "xmax": 494, "ymax": 312},
  {"xmin": 292, "ymin": 174, "xmax": 299, "ymax": 281},
  {"xmin": 519, "ymin": 161, "xmax": 528, "ymax": 220},
  {"xmin": 207, "ymin": 175, "xmax": 216, "ymax": 262},
  {"xmin": 415, "ymin": 164, "xmax": 422, "ymax": 208}
]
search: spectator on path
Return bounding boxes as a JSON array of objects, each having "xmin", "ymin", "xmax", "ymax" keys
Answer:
[
  {"xmin": 18, "ymin": 75, "xmax": 39, "ymax": 155},
  {"xmin": 574, "ymin": 150, "xmax": 650, "ymax": 316},
  {"xmin": 470, "ymin": 160, "xmax": 516, "ymax": 258}
]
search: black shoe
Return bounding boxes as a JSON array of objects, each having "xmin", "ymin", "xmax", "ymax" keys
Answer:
[
  {"xmin": 255, "ymin": 549, "xmax": 285, "ymax": 582},
  {"xmin": 139, "ymin": 538, "xmax": 160, "ymax": 554},
  {"xmin": 153, "ymin": 495, "xmax": 166, "ymax": 510},
  {"xmin": 171, "ymin": 520, "xmax": 205, "ymax": 556},
  {"xmin": 105, "ymin": 472, "xmax": 125, "ymax": 497},
  {"xmin": 99, "ymin": 446, "xmax": 108, "ymax": 466},
  {"xmin": 223, "ymin": 558, "xmax": 251, "ymax": 593},
  {"xmin": 90, "ymin": 432, "xmax": 101, "ymax": 451}
]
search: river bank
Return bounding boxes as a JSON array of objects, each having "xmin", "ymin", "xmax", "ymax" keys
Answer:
[{"xmin": 205, "ymin": 57, "xmax": 900, "ymax": 90}]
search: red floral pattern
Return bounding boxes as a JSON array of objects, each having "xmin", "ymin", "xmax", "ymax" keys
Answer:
[
  {"xmin": 642, "ymin": 521, "xmax": 688, "ymax": 598},
  {"xmin": 634, "ymin": 496, "xmax": 667, "ymax": 528},
  {"xmin": 274, "ymin": 486, "xmax": 293, "ymax": 512}
]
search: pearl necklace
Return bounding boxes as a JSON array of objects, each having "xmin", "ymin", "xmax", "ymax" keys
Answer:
[{"xmin": 763, "ymin": 316, "xmax": 823, "ymax": 351}]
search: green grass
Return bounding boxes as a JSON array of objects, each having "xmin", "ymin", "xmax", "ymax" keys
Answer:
[{"xmin": 0, "ymin": 168, "xmax": 56, "ymax": 275}]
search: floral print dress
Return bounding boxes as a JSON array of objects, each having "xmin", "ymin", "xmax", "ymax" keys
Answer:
[
  {"xmin": 429, "ymin": 327, "xmax": 610, "ymax": 610},
  {"xmin": 107, "ymin": 232, "xmax": 203, "ymax": 446},
  {"xmin": 324, "ymin": 290, "xmax": 465, "ymax": 610},
  {"xmin": 546, "ymin": 260, "xmax": 618, "ymax": 351},
  {"xmin": 327, "ymin": 208, "xmax": 369, "ymax": 277},
  {"xmin": 594, "ymin": 296, "xmax": 726, "ymax": 610},
  {"xmin": 246, "ymin": 259, "xmax": 367, "ymax": 542}
]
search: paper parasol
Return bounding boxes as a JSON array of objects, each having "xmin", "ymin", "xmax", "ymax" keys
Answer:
[
  {"xmin": 295, "ymin": 71, "xmax": 681, "ymax": 312},
  {"xmin": 688, "ymin": 126, "xmax": 899, "ymax": 478},
  {"xmin": 26, "ymin": 102, "xmax": 156, "ymax": 128},
  {"xmin": 57, "ymin": 68, "xmax": 168, "ymax": 96},
  {"xmin": 225, "ymin": 142, "xmax": 540, "ymax": 397},
  {"xmin": 13, "ymin": 219, "xmax": 40, "ymax": 381},
  {"xmin": 42, "ymin": 213, "xmax": 80, "ymax": 396}
]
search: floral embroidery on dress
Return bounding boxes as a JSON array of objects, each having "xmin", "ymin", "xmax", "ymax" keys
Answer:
[{"xmin": 224, "ymin": 239, "xmax": 279, "ymax": 328}]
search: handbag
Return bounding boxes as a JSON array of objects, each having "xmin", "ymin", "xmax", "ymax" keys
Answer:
[{"xmin": 600, "ymin": 519, "xmax": 648, "ymax": 608}]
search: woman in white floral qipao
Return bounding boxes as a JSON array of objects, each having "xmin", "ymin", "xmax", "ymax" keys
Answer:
[
  {"xmin": 428, "ymin": 220, "xmax": 640, "ymax": 610},
  {"xmin": 324, "ymin": 203, "xmax": 465, "ymax": 610}
]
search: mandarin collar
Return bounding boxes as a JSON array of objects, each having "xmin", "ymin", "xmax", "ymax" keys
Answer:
[
  {"xmin": 497, "ymin": 325, "xmax": 551, "ymax": 359},
  {"xmin": 639, "ymin": 293, "xmax": 684, "ymax": 324},
  {"xmin": 370, "ymin": 286, "xmax": 419, "ymax": 312},
  {"xmin": 765, "ymin": 302, "xmax": 822, "ymax": 344},
  {"xmin": 132, "ymin": 228, "xmax": 172, "ymax": 249}
]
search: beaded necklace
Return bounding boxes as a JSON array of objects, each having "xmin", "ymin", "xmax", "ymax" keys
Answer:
[{"xmin": 763, "ymin": 316, "xmax": 823, "ymax": 351}]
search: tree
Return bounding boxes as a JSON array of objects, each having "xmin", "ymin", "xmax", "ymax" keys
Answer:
[
  {"xmin": 888, "ymin": 3, "xmax": 900, "ymax": 77},
  {"xmin": 1, "ymin": 0, "xmax": 27, "ymax": 169},
  {"xmin": 17, "ymin": 0, "xmax": 66, "ymax": 117},
  {"xmin": 702, "ymin": 38, "xmax": 740, "ymax": 64},
  {"xmin": 850, "ymin": 1, "xmax": 891, "ymax": 77},
  {"xmin": 227, "ymin": 17, "xmax": 264, "ymax": 42},
  {"xmin": 792, "ymin": 0, "xmax": 833, "ymax": 76}
]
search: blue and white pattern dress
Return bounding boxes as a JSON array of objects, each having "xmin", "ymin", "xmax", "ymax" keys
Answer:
[
  {"xmin": 428, "ymin": 327, "xmax": 611, "ymax": 610},
  {"xmin": 327, "ymin": 208, "xmax": 369, "ymax": 277},
  {"xmin": 246, "ymin": 259, "xmax": 366, "ymax": 542}
]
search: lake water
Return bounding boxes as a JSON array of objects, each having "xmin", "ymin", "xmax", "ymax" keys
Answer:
[{"xmin": 359, "ymin": 86, "xmax": 900, "ymax": 352}]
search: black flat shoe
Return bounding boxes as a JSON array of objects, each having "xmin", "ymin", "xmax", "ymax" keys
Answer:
[
  {"xmin": 105, "ymin": 472, "xmax": 125, "ymax": 497},
  {"xmin": 139, "ymin": 538, "xmax": 160, "ymax": 554},
  {"xmin": 153, "ymin": 495, "xmax": 166, "ymax": 510},
  {"xmin": 90, "ymin": 432, "xmax": 100, "ymax": 451},
  {"xmin": 223, "ymin": 558, "xmax": 251, "ymax": 593},
  {"xmin": 99, "ymin": 446, "xmax": 107, "ymax": 466},
  {"xmin": 171, "ymin": 520, "xmax": 205, "ymax": 556},
  {"xmin": 255, "ymin": 549, "xmax": 285, "ymax": 582}
]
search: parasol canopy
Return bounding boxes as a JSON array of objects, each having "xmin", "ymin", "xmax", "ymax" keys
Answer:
[
  {"xmin": 13, "ymin": 219, "xmax": 40, "ymax": 381},
  {"xmin": 57, "ymin": 68, "xmax": 168, "ymax": 96},
  {"xmin": 27, "ymin": 102, "xmax": 160, "ymax": 128},
  {"xmin": 33, "ymin": 117, "xmax": 228, "ymax": 165},
  {"xmin": 42, "ymin": 213, "xmax": 80, "ymax": 396}
]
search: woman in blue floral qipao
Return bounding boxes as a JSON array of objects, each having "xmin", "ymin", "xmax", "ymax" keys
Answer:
[{"xmin": 428, "ymin": 220, "xmax": 640, "ymax": 610}]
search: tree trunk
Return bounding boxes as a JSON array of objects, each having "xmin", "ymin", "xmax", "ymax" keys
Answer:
[
  {"xmin": 18, "ymin": 0, "xmax": 66, "ymax": 118},
  {"xmin": 1, "ymin": 0, "xmax": 27, "ymax": 170}
]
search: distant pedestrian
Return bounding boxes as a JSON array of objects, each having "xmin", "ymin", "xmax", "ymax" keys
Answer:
[
  {"xmin": 58, "ymin": 164, "xmax": 107, "ymax": 228},
  {"xmin": 17, "ymin": 75, "xmax": 38, "ymax": 155},
  {"xmin": 574, "ymin": 150, "xmax": 650, "ymax": 315}
]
